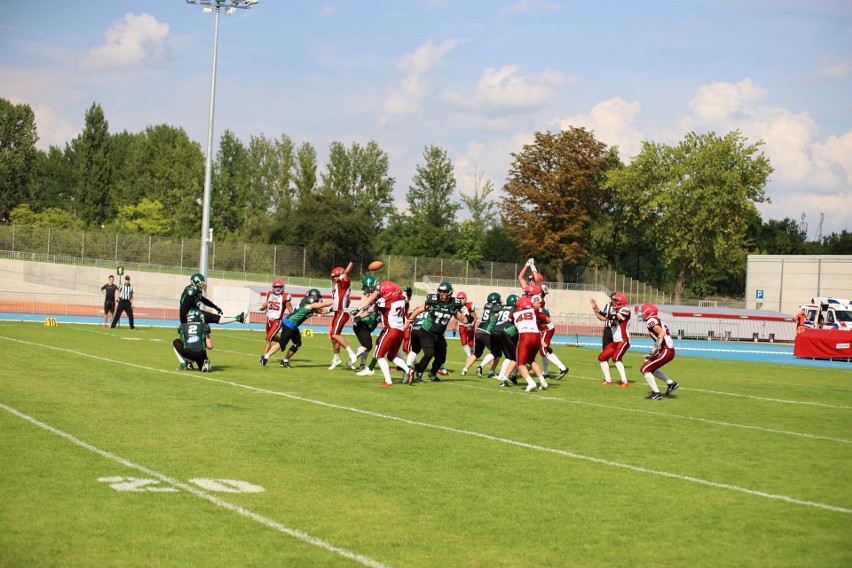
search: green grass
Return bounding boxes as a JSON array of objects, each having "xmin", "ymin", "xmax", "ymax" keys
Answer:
[{"xmin": 1, "ymin": 321, "xmax": 850, "ymax": 567}]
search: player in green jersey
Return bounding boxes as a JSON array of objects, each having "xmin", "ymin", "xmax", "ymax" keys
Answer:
[{"xmin": 405, "ymin": 281, "xmax": 471, "ymax": 382}]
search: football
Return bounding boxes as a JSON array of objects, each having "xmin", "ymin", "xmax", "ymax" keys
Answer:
[{"xmin": 368, "ymin": 260, "xmax": 384, "ymax": 271}]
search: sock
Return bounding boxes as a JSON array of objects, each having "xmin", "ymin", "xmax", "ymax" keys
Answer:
[
  {"xmin": 541, "ymin": 358, "xmax": 550, "ymax": 375},
  {"xmin": 391, "ymin": 356, "xmax": 410, "ymax": 373},
  {"xmin": 644, "ymin": 372, "xmax": 659, "ymax": 392},
  {"xmin": 654, "ymin": 369, "xmax": 673, "ymax": 383},
  {"xmin": 615, "ymin": 361, "xmax": 628, "ymax": 383},
  {"xmin": 600, "ymin": 361, "xmax": 613, "ymax": 383},
  {"xmin": 345, "ymin": 346, "xmax": 357, "ymax": 359},
  {"xmin": 462, "ymin": 345, "xmax": 471, "ymax": 358},
  {"xmin": 368, "ymin": 357, "xmax": 378, "ymax": 371},
  {"xmin": 547, "ymin": 352, "xmax": 566, "ymax": 372},
  {"xmin": 377, "ymin": 358, "xmax": 392, "ymax": 383},
  {"xmin": 406, "ymin": 351, "xmax": 417, "ymax": 367},
  {"xmin": 499, "ymin": 358, "xmax": 513, "ymax": 378},
  {"xmin": 480, "ymin": 353, "xmax": 495, "ymax": 369}
]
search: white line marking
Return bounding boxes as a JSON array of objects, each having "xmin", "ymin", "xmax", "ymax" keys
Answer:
[
  {"xmin": 452, "ymin": 384, "xmax": 852, "ymax": 444},
  {"xmin": 0, "ymin": 403, "xmax": 391, "ymax": 568},
  {"xmin": 2, "ymin": 335, "xmax": 849, "ymax": 515},
  {"xmin": 567, "ymin": 372, "xmax": 852, "ymax": 410}
]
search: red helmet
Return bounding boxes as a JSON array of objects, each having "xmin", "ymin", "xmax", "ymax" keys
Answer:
[
  {"xmin": 378, "ymin": 280, "xmax": 401, "ymax": 297},
  {"xmin": 612, "ymin": 293, "xmax": 628, "ymax": 308},
  {"xmin": 272, "ymin": 279, "xmax": 284, "ymax": 290},
  {"xmin": 331, "ymin": 267, "xmax": 345, "ymax": 279},
  {"xmin": 641, "ymin": 303, "xmax": 658, "ymax": 320},
  {"xmin": 457, "ymin": 291, "xmax": 467, "ymax": 302},
  {"xmin": 515, "ymin": 296, "xmax": 533, "ymax": 310},
  {"xmin": 530, "ymin": 272, "xmax": 545, "ymax": 285},
  {"xmin": 523, "ymin": 284, "xmax": 542, "ymax": 297}
]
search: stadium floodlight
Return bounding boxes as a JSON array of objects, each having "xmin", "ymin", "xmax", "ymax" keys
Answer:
[{"xmin": 185, "ymin": 0, "xmax": 259, "ymax": 277}]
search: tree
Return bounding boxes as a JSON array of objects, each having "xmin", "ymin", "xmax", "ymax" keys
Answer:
[
  {"xmin": 457, "ymin": 165, "xmax": 498, "ymax": 262},
  {"xmin": 115, "ymin": 198, "xmax": 171, "ymax": 235},
  {"xmin": 501, "ymin": 127, "xmax": 612, "ymax": 283},
  {"xmin": 211, "ymin": 129, "xmax": 250, "ymax": 237},
  {"xmin": 0, "ymin": 99, "xmax": 39, "ymax": 221},
  {"xmin": 748, "ymin": 217, "xmax": 808, "ymax": 255},
  {"xmin": 293, "ymin": 142, "xmax": 318, "ymax": 200},
  {"xmin": 10, "ymin": 204, "xmax": 81, "ymax": 228},
  {"xmin": 407, "ymin": 145, "xmax": 460, "ymax": 232},
  {"xmin": 606, "ymin": 130, "xmax": 773, "ymax": 302},
  {"xmin": 29, "ymin": 145, "xmax": 76, "ymax": 213},
  {"xmin": 320, "ymin": 140, "xmax": 395, "ymax": 232},
  {"xmin": 73, "ymin": 102, "xmax": 113, "ymax": 228}
]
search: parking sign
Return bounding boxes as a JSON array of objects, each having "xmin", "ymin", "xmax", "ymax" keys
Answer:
[{"xmin": 756, "ymin": 289, "xmax": 764, "ymax": 300}]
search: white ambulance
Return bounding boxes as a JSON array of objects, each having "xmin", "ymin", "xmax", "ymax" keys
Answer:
[{"xmin": 802, "ymin": 297, "xmax": 852, "ymax": 331}]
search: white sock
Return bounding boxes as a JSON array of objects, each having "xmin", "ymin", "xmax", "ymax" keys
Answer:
[
  {"xmin": 547, "ymin": 352, "xmax": 566, "ymax": 372},
  {"xmin": 600, "ymin": 361, "xmax": 613, "ymax": 383},
  {"xmin": 615, "ymin": 361, "xmax": 628, "ymax": 383},
  {"xmin": 345, "ymin": 346, "xmax": 357, "ymax": 359},
  {"xmin": 406, "ymin": 351, "xmax": 417, "ymax": 367},
  {"xmin": 480, "ymin": 353, "xmax": 494, "ymax": 369},
  {"xmin": 462, "ymin": 345, "xmax": 472, "ymax": 358},
  {"xmin": 644, "ymin": 372, "xmax": 659, "ymax": 392},
  {"xmin": 378, "ymin": 358, "xmax": 392, "ymax": 384},
  {"xmin": 392, "ymin": 356, "xmax": 410, "ymax": 374}
]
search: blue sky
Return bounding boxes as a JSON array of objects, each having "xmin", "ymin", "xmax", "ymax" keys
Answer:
[{"xmin": 2, "ymin": 0, "xmax": 850, "ymax": 238}]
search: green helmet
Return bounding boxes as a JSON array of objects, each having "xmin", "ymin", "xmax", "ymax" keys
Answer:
[
  {"xmin": 190, "ymin": 273, "xmax": 206, "ymax": 289},
  {"xmin": 437, "ymin": 281, "xmax": 453, "ymax": 301},
  {"xmin": 361, "ymin": 275, "xmax": 378, "ymax": 294},
  {"xmin": 487, "ymin": 292, "xmax": 501, "ymax": 304},
  {"xmin": 506, "ymin": 294, "xmax": 518, "ymax": 306},
  {"xmin": 307, "ymin": 288, "xmax": 322, "ymax": 302},
  {"xmin": 186, "ymin": 308, "xmax": 203, "ymax": 322}
]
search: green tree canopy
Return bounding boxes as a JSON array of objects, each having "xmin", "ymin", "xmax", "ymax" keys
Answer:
[
  {"xmin": 0, "ymin": 98, "xmax": 39, "ymax": 221},
  {"xmin": 606, "ymin": 130, "xmax": 773, "ymax": 302},
  {"xmin": 73, "ymin": 102, "xmax": 113, "ymax": 228},
  {"xmin": 407, "ymin": 145, "xmax": 460, "ymax": 232}
]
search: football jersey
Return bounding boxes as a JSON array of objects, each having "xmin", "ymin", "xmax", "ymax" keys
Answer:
[
  {"xmin": 178, "ymin": 321, "xmax": 211, "ymax": 351},
  {"xmin": 477, "ymin": 302, "xmax": 502, "ymax": 332},
  {"xmin": 420, "ymin": 295, "xmax": 464, "ymax": 335},
  {"xmin": 266, "ymin": 291, "xmax": 292, "ymax": 320},
  {"xmin": 645, "ymin": 315, "xmax": 674, "ymax": 348}
]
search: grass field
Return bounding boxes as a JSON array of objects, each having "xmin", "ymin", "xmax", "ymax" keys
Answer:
[{"xmin": 1, "ymin": 321, "xmax": 850, "ymax": 567}]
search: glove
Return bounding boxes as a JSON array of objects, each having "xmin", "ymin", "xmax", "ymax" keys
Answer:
[
  {"xmin": 404, "ymin": 286, "xmax": 412, "ymax": 298},
  {"xmin": 216, "ymin": 308, "xmax": 223, "ymax": 315},
  {"xmin": 526, "ymin": 257, "xmax": 535, "ymax": 267}
]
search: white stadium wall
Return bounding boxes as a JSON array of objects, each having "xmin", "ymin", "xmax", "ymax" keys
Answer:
[{"xmin": 746, "ymin": 255, "xmax": 852, "ymax": 315}]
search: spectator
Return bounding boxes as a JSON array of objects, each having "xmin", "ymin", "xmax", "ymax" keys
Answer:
[
  {"xmin": 100, "ymin": 275, "xmax": 118, "ymax": 328},
  {"xmin": 110, "ymin": 275, "xmax": 135, "ymax": 329}
]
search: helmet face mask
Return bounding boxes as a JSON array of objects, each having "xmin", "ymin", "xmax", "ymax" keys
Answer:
[
  {"xmin": 190, "ymin": 273, "xmax": 207, "ymax": 290},
  {"xmin": 331, "ymin": 267, "xmax": 345, "ymax": 281},
  {"xmin": 523, "ymin": 284, "xmax": 541, "ymax": 298},
  {"xmin": 272, "ymin": 279, "xmax": 284, "ymax": 292},
  {"xmin": 612, "ymin": 293, "xmax": 628, "ymax": 308},
  {"xmin": 187, "ymin": 308, "xmax": 203, "ymax": 322},
  {"xmin": 306, "ymin": 288, "xmax": 322, "ymax": 303}
]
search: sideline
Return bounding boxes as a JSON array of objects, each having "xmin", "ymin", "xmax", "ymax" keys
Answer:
[{"xmin": 1, "ymin": 335, "xmax": 850, "ymax": 515}]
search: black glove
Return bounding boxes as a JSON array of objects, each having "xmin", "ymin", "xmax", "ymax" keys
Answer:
[{"xmin": 216, "ymin": 308, "xmax": 223, "ymax": 315}]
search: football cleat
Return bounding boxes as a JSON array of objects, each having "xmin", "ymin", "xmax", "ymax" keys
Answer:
[
  {"xmin": 524, "ymin": 384, "xmax": 537, "ymax": 392},
  {"xmin": 460, "ymin": 369, "xmax": 468, "ymax": 376},
  {"xmin": 556, "ymin": 368, "xmax": 568, "ymax": 380},
  {"xmin": 618, "ymin": 381, "xmax": 630, "ymax": 387},
  {"xmin": 236, "ymin": 312, "xmax": 247, "ymax": 323},
  {"xmin": 601, "ymin": 381, "xmax": 614, "ymax": 386},
  {"xmin": 538, "ymin": 381, "xmax": 549, "ymax": 391},
  {"xmin": 476, "ymin": 366, "xmax": 483, "ymax": 377},
  {"xmin": 356, "ymin": 368, "xmax": 375, "ymax": 376},
  {"xmin": 346, "ymin": 357, "xmax": 356, "ymax": 369},
  {"xmin": 430, "ymin": 374, "xmax": 441, "ymax": 382},
  {"xmin": 177, "ymin": 364, "xmax": 188, "ymax": 371},
  {"xmin": 666, "ymin": 381, "xmax": 680, "ymax": 396},
  {"xmin": 259, "ymin": 356, "xmax": 267, "ymax": 368},
  {"xmin": 412, "ymin": 373, "xmax": 423, "ymax": 384},
  {"xmin": 380, "ymin": 381, "xmax": 394, "ymax": 387},
  {"xmin": 498, "ymin": 379, "xmax": 511, "ymax": 387},
  {"xmin": 437, "ymin": 368, "xmax": 450, "ymax": 376},
  {"xmin": 328, "ymin": 358, "xmax": 342, "ymax": 370},
  {"xmin": 403, "ymin": 369, "xmax": 413, "ymax": 384},
  {"xmin": 648, "ymin": 392, "xmax": 663, "ymax": 400},
  {"xmin": 201, "ymin": 359, "xmax": 211, "ymax": 373},
  {"xmin": 487, "ymin": 371, "xmax": 497, "ymax": 378},
  {"xmin": 280, "ymin": 360, "xmax": 291, "ymax": 368}
]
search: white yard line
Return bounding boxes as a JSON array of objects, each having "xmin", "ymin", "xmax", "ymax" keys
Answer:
[
  {"xmin": 2, "ymin": 335, "xmax": 850, "ymax": 516},
  {"xmin": 0, "ymin": 402, "xmax": 391, "ymax": 568}
]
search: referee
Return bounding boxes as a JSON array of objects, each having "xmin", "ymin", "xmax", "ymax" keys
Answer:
[{"xmin": 110, "ymin": 275, "xmax": 135, "ymax": 329}]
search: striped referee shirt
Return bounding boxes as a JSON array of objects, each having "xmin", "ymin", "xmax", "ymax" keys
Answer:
[{"xmin": 118, "ymin": 282, "xmax": 134, "ymax": 301}]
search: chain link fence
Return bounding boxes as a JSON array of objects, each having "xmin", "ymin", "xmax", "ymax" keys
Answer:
[{"xmin": 0, "ymin": 224, "xmax": 672, "ymax": 303}]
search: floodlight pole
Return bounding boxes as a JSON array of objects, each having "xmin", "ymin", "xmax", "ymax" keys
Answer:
[{"xmin": 186, "ymin": 0, "xmax": 258, "ymax": 277}]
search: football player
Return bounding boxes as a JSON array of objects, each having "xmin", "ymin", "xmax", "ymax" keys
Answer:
[
  {"xmin": 592, "ymin": 293, "xmax": 631, "ymax": 386},
  {"xmin": 260, "ymin": 289, "xmax": 332, "ymax": 368},
  {"xmin": 640, "ymin": 303, "xmax": 679, "ymax": 400},
  {"xmin": 328, "ymin": 262, "xmax": 359, "ymax": 370},
  {"xmin": 259, "ymin": 279, "xmax": 293, "ymax": 357},
  {"xmin": 179, "ymin": 273, "xmax": 246, "ymax": 325},
  {"xmin": 174, "ymin": 308, "xmax": 213, "ymax": 372},
  {"xmin": 406, "ymin": 282, "xmax": 470, "ymax": 382}
]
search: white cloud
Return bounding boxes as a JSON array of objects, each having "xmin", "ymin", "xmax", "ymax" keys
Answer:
[
  {"xmin": 77, "ymin": 13, "xmax": 170, "ymax": 71},
  {"xmin": 321, "ymin": 6, "xmax": 336, "ymax": 17},
  {"xmin": 680, "ymin": 78, "xmax": 851, "ymax": 235},
  {"xmin": 444, "ymin": 65, "xmax": 567, "ymax": 114},
  {"xmin": 382, "ymin": 39, "xmax": 464, "ymax": 117},
  {"xmin": 557, "ymin": 97, "xmax": 643, "ymax": 157}
]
